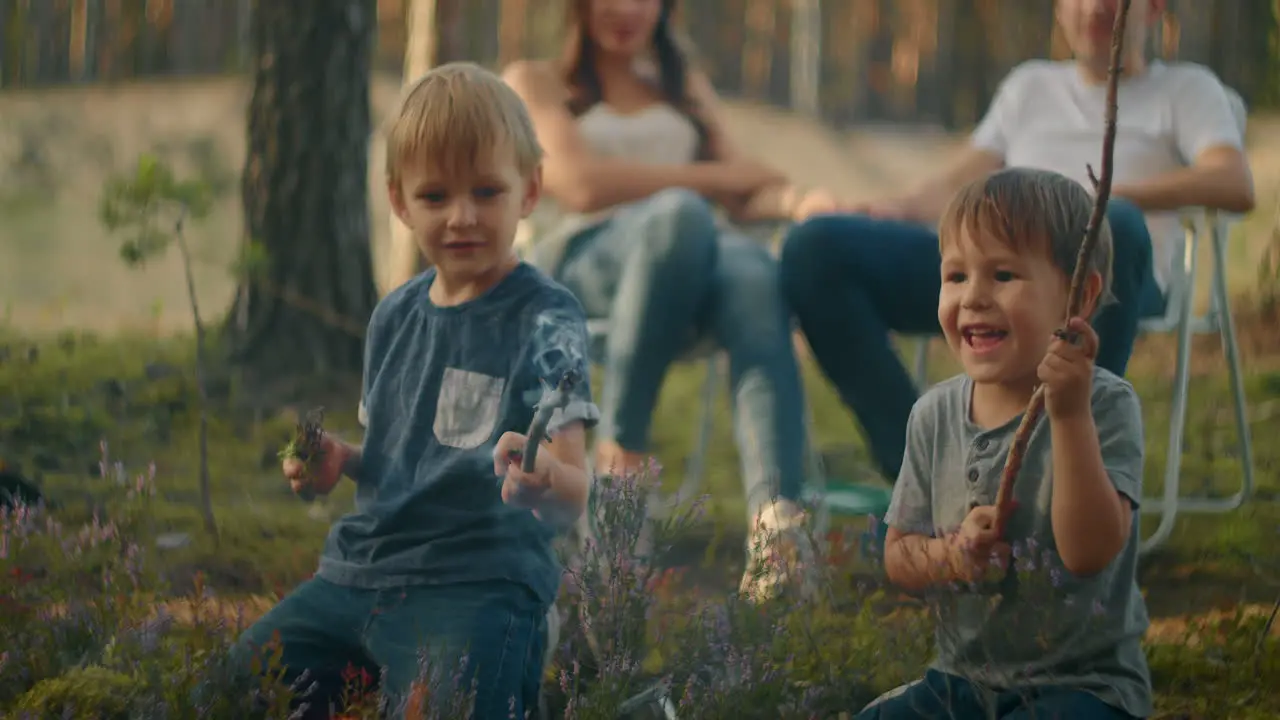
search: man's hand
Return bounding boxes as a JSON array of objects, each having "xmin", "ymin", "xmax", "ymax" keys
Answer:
[
  {"xmin": 948, "ymin": 505, "xmax": 1012, "ymax": 584},
  {"xmin": 790, "ymin": 187, "xmax": 846, "ymax": 221},
  {"xmin": 282, "ymin": 432, "xmax": 349, "ymax": 497},
  {"xmin": 493, "ymin": 431, "xmax": 554, "ymax": 510},
  {"xmin": 1040, "ymin": 317, "xmax": 1098, "ymax": 422},
  {"xmin": 847, "ymin": 196, "xmax": 919, "ymax": 222}
]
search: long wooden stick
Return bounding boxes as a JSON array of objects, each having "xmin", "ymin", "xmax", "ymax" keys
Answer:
[{"xmin": 993, "ymin": 0, "xmax": 1132, "ymax": 539}]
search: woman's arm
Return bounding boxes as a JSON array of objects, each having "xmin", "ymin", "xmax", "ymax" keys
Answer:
[
  {"xmin": 685, "ymin": 70, "xmax": 812, "ymax": 223},
  {"xmin": 503, "ymin": 60, "xmax": 742, "ymax": 214}
]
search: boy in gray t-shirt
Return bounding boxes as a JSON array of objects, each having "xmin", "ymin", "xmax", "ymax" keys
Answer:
[
  {"xmin": 859, "ymin": 168, "xmax": 1153, "ymax": 720},
  {"xmin": 232, "ymin": 64, "xmax": 600, "ymax": 720}
]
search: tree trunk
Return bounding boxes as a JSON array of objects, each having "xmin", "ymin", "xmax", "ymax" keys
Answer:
[
  {"xmin": 386, "ymin": 0, "xmax": 438, "ymax": 293},
  {"xmin": 229, "ymin": 0, "xmax": 378, "ymax": 395},
  {"xmin": 789, "ymin": 0, "xmax": 821, "ymax": 116}
]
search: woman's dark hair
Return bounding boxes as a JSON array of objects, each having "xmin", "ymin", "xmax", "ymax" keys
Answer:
[{"xmin": 559, "ymin": 0, "xmax": 711, "ymax": 159}]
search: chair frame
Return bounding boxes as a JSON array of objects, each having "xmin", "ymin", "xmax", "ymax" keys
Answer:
[{"xmin": 1133, "ymin": 211, "xmax": 1255, "ymax": 553}]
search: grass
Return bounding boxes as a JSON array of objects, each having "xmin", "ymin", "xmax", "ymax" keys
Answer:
[{"xmin": 2, "ymin": 297, "xmax": 1279, "ymax": 717}]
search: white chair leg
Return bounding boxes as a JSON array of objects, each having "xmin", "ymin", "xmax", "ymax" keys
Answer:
[
  {"xmin": 686, "ymin": 354, "xmax": 719, "ymax": 500},
  {"xmin": 1140, "ymin": 221, "xmax": 1256, "ymax": 557},
  {"xmin": 1140, "ymin": 231, "xmax": 1200, "ymax": 555},
  {"xmin": 1207, "ymin": 220, "xmax": 1255, "ymax": 509},
  {"xmin": 801, "ymin": 380, "xmax": 832, "ymax": 538},
  {"xmin": 913, "ymin": 338, "xmax": 930, "ymax": 390},
  {"xmin": 650, "ymin": 354, "xmax": 719, "ymax": 520}
]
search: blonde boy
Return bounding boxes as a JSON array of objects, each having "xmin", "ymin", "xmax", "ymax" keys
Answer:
[
  {"xmin": 862, "ymin": 168, "xmax": 1153, "ymax": 719},
  {"xmin": 233, "ymin": 63, "xmax": 599, "ymax": 720}
]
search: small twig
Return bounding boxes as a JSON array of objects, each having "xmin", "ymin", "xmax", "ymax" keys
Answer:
[
  {"xmin": 511, "ymin": 370, "xmax": 581, "ymax": 473},
  {"xmin": 1258, "ymin": 591, "xmax": 1280, "ymax": 660},
  {"xmin": 174, "ymin": 206, "xmax": 219, "ymax": 545},
  {"xmin": 503, "ymin": 371, "xmax": 581, "ymax": 528},
  {"xmin": 993, "ymin": 0, "xmax": 1131, "ymax": 538}
]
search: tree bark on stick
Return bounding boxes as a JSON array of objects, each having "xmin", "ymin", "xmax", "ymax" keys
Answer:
[
  {"xmin": 229, "ymin": 0, "xmax": 378, "ymax": 392},
  {"xmin": 993, "ymin": 0, "xmax": 1132, "ymax": 539}
]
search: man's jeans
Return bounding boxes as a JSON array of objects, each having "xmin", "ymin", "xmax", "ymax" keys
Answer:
[
  {"xmin": 779, "ymin": 199, "xmax": 1163, "ymax": 481},
  {"xmin": 230, "ymin": 577, "xmax": 547, "ymax": 719},
  {"xmin": 555, "ymin": 188, "xmax": 809, "ymax": 518}
]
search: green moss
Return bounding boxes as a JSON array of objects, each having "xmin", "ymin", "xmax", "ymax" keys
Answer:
[{"xmin": 14, "ymin": 665, "xmax": 137, "ymax": 719}]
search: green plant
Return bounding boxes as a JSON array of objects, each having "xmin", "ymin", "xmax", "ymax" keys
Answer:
[
  {"xmin": 100, "ymin": 154, "xmax": 220, "ymax": 544},
  {"xmin": 277, "ymin": 406, "xmax": 327, "ymax": 502},
  {"xmin": 13, "ymin": 664, "xmax": 137, "ymax": 719}
]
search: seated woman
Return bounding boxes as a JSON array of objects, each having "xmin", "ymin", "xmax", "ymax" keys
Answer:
[{"xmin": 503, "ymin": 0, "xmax": 837, "ymax": 600}]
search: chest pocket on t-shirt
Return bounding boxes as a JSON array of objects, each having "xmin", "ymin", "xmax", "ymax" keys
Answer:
[{"xmin": 434, "ymin": 368, "xmax": 505, "ymax": 449}]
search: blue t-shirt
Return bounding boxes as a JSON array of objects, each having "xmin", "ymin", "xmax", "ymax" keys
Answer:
[{"xmin": 316, "ymin": 263, "xmax": 600, "ymax": 605}]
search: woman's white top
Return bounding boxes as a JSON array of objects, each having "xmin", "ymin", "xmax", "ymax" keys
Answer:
[{"xmin": 516, "ymin": 101, "xmax": 701, "ymax": 273}]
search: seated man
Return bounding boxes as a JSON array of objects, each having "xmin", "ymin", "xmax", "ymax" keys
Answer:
[{"xmin": 780, "ymin": 0, "xmax": 1254, "ymax": 485}]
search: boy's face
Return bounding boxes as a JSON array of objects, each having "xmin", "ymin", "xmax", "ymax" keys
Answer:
[
  {"xmin": 390, "ymin": 141, "xmax": 541, "ymax": 291},
  {"xmin": 938, "ymin": 229, "xmax": 1072, "ymax": 390}
]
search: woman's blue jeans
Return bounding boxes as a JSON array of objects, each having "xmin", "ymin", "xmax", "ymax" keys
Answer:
[
  {"xmin": 554, "ymin": 188, "xmax": 808, "ymax": 517},
  {"xmin": 778, "ymin": 199, "xmax": 1163, "ymax": 482}
]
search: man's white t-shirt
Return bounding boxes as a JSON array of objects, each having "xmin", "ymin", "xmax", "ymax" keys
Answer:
[{"xmin": 970, "ymin": 60, "xmax": 1245, "ymax": 293}]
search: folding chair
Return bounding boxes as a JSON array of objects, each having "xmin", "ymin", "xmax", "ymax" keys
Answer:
[{"xmin": 907, "ymin": 88, "xmax": 1255, "ymax": 556}]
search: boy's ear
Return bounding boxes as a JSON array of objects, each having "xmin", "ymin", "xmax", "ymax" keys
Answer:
[
  {"xmin": 520, "ymin": 164, "xmax": 543, "ymax": 219},
  {"xmin": 388, "ymin": 178, "xmax": 410, "ymax": 224},
  {"xmin": 1078, "ymin": 269, "xmax": 1105, "ymax": 319}
]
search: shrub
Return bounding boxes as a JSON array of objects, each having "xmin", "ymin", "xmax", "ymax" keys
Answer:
[
  {"xmin": 2, "ymin": 441, "xmax": 1276, "ymax": 719},
  {"xmin": 12, "ymin": 665, "xmax": 136, "ymax": 719}
]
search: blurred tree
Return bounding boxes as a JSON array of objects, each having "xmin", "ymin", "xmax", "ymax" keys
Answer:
[
  {"xmin": 387, "ymin": 0, "xmax": 439, "ymax": 293},
  {"xmin": 228, "ymin": 0, "xmax": 379, "ymax": 392}
]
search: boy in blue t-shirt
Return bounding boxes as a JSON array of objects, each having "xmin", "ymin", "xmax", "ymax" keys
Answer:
[
  {"xmin": 232, "ymin": 62, "xmax": 599, "ymax": 719},
  {"xmin": 860, "ymin": 168, "xmax": 1153, "ymax": 719}
]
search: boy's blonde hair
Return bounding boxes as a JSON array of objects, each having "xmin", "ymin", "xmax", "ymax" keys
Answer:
[
  {"xmin": 939, "ymin": 167, "xmax": 1115, "ymax": 309},
  {"xmin": 385, "ymin": 62, "xmax": 543, "ymax": 187}
]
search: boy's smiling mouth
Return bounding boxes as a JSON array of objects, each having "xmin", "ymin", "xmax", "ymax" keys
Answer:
[
  {"xmin": 443, "ymin": 239, "xmax": 485, "ymax": 251},
  {"xmin": 961, "ymin": 323, "xmax": 1008, "ymax": 352}
]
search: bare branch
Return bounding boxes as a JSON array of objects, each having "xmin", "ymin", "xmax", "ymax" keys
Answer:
[{"xmin": 994, "ymin": 0, "xmax": 1132, "ymax": 537}]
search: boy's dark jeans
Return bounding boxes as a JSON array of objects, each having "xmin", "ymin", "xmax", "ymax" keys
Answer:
[
  {"xmin": 779, "ymin": 199, "xmax": 1164, "ymax": 482},
  {"xmin": 230, "ymin": 577, "xmax": 547, "ymax": 719},
  {"xmin": 856, "ymin": 669, "xmax": 1139, "ymax": 719}
]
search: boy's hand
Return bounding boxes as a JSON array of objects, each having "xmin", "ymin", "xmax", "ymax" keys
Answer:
[
  {"xmin": 282, "ymin": 432, "xmax": 347, "ymax": 497},
  {"xmin": 493, "ymin": 431, "xmax": 553, "ymax": 509},
  {"xmin": 1039, "ymin": 317, "xmax": 1098, "ymax": 421},
  {"xmin": 949, "ymin": 505, "xmax": 1012, "ymax": 584}
]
